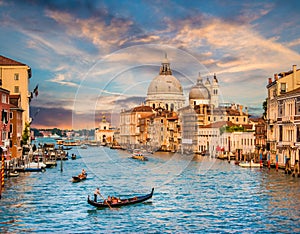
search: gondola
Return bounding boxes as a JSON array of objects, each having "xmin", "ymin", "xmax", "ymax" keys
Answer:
[
  {"xmin": 87, "ymin": 188, "xmax": 154, "ymax": 208},
  {"xmin": 72, "ymin": 174, "xmax": 87, "ymax": 183}
]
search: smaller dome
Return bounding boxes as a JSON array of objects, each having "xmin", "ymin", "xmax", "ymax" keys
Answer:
[{"xmin": 189, "ymin": 74, "xmax": 210, "ymax": 100}]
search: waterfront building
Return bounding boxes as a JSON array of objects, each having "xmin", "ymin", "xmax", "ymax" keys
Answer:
[
  {"xmin": 147, "ymin": 108, "xmax": 180, "ymax": 152},
  {"xmin": 252, "ymin": 117, "xmax": 267, "ymax": 159},
  {"xmin": 119, "ymin": 105, "xmax": 154, "ymax": 149},
  {"xmin": 145, "ymin": 54, "xmax": 185, "ymax": 112},
  {"xmin": 9, "ymin": 94, "xmax": 24, "ymax": 159},
  {"xmin": 0, "ymin": 55, "xmax": 32, "ymax": 131},
  {"xmin": 0, "ymin": 87, "xmax": 11, "ymax": 156},
  {"xmin": 266, "ymin": 65, "xmax": 300, "ymax": 167},
  {"xmin": 94, "ymin": 116, "xmax": 114, "ymax": 145},
  {"xmin": 219, "ymin": 130, "xmax": 256, "ymax": 159}
]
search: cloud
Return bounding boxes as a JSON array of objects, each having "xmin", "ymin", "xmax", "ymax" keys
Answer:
[
  {"xmin": 287, "ymin": 38, "xmax": 300, "ymax": 48},
  {"xmin": 49, "ymin": 73, "xmax": 79, "ymax": 87},
  {"xmin": 45, "ymin": 9, "xmax": 136, "ymax": 52}
]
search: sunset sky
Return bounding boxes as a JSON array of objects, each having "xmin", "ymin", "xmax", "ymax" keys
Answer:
[{"xmin": 1, "ymin": 0, "xmax": 300, "ymax": 129}]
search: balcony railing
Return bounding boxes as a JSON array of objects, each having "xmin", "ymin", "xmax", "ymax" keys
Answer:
[{"xmin": 282, "ymin": 116, "xmax": 294, "ymax": 122}]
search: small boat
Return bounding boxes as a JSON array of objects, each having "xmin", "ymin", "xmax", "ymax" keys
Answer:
[
  {"xmin": 72, "ymin": 174, "xmax": 87, "ymax": 183},
  {"xmin": 9, "ymin": 171, "xmax": 20, "ymax": 177},
  {"xmin": 239, "ymin": 161, "xmax": 261, "ymax": 168},
  {"xmin": 80, "ymin": 144, "xmax": 87, "ymax": 149},
  {"xmin": 22, "ymin": 162, "xmax": 47, "ymax": 172},
  {"xmin": 4, "ymin": 171, "xmax": 20, "ymax": 178},
  {"xmin": 131, "ymin": 154, "xmax": 148, "ymax": 161},
  {"xmin": 45, "ymin": 160, "xmax": 57, "ymax": 168},
  {"xmin": 131, "ymin": 149, "xmax": 148, "ymax": 161},
  {"xmin": 87, "ymin": 188, "xmax": 154, "ymax": 208},
  {"xmin": 71, "ymin": 154, "xmax": 76, "ymax": 160}
]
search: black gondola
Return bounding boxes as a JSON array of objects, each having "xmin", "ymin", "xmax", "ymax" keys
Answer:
[
  {"xmin": 87, "ymin": 188, "xmax": 154, "ymax": 208},
  {"xmin": 72, "ymin": 174, "xmax": 87, "ymax": 183}
]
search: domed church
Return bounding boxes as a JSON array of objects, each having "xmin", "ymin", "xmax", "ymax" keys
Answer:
[
  {"xmin": 189, "ymin": 73, "xmax": 219, "ymax": 108},
  {"xmin": 145, "ymin": 54, "xmax": 185, "ymax": 111}
]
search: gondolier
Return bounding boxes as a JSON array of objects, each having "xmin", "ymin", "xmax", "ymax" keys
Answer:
[
  {"xmin": 88, "ymin": 188, "xmax": 154, "ymax": 208},
  {"xmin": 94, "ymin": 187, "xmax": 101, "ymax": 202}
]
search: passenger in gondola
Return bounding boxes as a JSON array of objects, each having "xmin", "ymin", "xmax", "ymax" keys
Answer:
[
  {"xmin": 106, "ymin": 196, "xmax": 111, "ymax": 204},
  {"xmin": 81, "ymin": 169, "xmax": 86, "ymax": 176},
  {"xmin": 94, "ymin": 188, "xmax": 101, "ymax": 202},
  {"xmin": 78, "ymin": 169, "xmax": 86, "ymax": 178}
]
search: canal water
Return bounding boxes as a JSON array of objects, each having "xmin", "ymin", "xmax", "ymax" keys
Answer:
[{"xmin": 0, "ymin": 144, "xmax": 300, "ymax": 233}]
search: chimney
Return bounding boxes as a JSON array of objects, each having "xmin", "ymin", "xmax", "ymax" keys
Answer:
[
  {"xmin": 239, "ymin": 105, "xmax": 243, "ymax": 115},
  {"xmin": 274, "ymin": 74, "xmax": 278, "ymax": 81},
  {"xmin": 268, "ymin": 77, "xmax": 272, "ymax": 84}
]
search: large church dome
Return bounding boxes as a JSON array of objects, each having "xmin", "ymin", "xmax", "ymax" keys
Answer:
[
  {"xmin": 189, "ymin": 73, "xmax": 210, "ymax": 105},
  {"xmin": 147, "ymin": 75, "xmax": 183, "ymax": 95},
  {"xmin": 145, "ymin": 54, "xmax": 185, "ymax": 111}
]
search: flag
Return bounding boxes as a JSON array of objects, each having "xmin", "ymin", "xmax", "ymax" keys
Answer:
[{"xmin": 33, "ymin": 85, "xmax": 39, "ymax": 97}]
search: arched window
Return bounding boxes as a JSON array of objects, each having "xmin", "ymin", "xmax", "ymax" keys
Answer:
[
  {"xmin": 166, "ymin": 103, "xmax": 169, "ymax": 110},
  {"xmin": 152, "ymin": 103, "xmax": 155, "ymax": 109}
]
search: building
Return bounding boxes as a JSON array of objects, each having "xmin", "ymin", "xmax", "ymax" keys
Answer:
[
  {"xmin": 252, "ymin": 117, "xmax": 267, "ymax": 159},
  {"xmin": 0, "ymin": 55, "xmax": 32, "ymax": 131},
  {"xmin": 9, "ymin": 94, "xmax": 24, "ymax": 159},
  {"xmin": 95, "ymin": 116, "xmax": 114, "ymax": 145},
  {"xmin": 266, "ymin": 65, "xmax": 300, "ymax": 167},
  {"xmin": 119, "ymin": 105, "xmax": 154, "ymax": 149},
  {"xmin": 145, "ymin": 54, "xmax": 185, "ymax": 112},
  {"xmin": 0, "ymin": 87, "xmax": 11, "ymax": 157}
]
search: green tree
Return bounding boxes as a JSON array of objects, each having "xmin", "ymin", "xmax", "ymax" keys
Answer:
[
  {"xmin": 262, "ymin": 98, "xmax": 267, "ymax": 120},
  {"xmin": 22, "ymin": 122, "xmax": 30, "ymax": 145}
]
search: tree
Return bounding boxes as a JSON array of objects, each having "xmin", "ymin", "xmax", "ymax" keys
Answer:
[
  {"xmin": 22, "ymin": 122, "xmax": 31, "ymax": 145},
  {"xmin": 262, "ymin": 98, "xmax": 267, "ymax": 120}
]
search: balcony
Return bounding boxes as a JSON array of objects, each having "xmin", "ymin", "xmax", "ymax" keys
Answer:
[
  {"xmin": 278, "ymin": 141, "xmax": 294, "ymax": 147},
  {"xmin": 282, "ymin": 116, "xmax": 294, "ymax": 123}
]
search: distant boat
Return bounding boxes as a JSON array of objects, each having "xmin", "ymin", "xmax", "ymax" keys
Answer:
[
  {"xmin": 50, "ymin": 134, "xmax": 61, "ymax": 139},
  {"xmin": 87, "ymin": 188, "xmax": 154, "ymax": 208},
  {"xmin": 5, "ymin": 171, "xmax": 19, "ymax": 178},
  {"xmin": 239, "ymin": 161, "xmax": 261, "ymax": 168},
  {"xmin": 22, "ymin": 162, "xmax": 46, "ymax": 172},
  {"xmin": 80, "ymin": 144, "xmax": 87, "ymax": 149},
  {"xmin": 131, "ymin": 149, "xmax": 148, "ymax": 161}
]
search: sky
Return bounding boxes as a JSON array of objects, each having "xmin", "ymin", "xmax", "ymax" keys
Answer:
[{"xmin": 1, "ymin": 0, "xmax": 300, "ymax": 130}]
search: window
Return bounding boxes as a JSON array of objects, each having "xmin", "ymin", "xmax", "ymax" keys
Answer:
[
  {"xmin": 2, "ymin": 94, "xmax": 6, "ymax": 103},
  {"xmin": 280, "ymin": 83, "xmax": 286, "ymax": 93},
  {"xmin": 14, "ymin": 86, "xmax": 20, "ymax": 93},
  {"xmin": 279, "ymin": 125, "xmax": 283, "ymax": 141},
  {"xmin": 14, "ymin": 73, "xmax": 19, "ymax": 80},
  {"xmin": 10, "ymin": 112, "xmax": 13, "ymax": 119}
]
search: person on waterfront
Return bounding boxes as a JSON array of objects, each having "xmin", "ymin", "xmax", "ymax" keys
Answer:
[{"xmin": 94, "ymin": 188, "xmax": 101, "ymax": 202}]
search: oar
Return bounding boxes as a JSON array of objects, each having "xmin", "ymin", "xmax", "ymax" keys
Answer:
[{"xmin": 99, "ymin": 192, "xmax": 112, "ymax": 209}]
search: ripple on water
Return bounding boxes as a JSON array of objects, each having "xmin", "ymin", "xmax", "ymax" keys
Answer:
[{"xmin": 1, "ymin": 149, "xmax": 300, "ymax": 233}]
